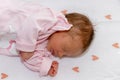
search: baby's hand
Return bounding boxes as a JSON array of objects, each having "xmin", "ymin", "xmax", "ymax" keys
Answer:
[
  {"xmin": 48, "ymin": 61, "xmax": 59, "ymax": 77},
  {"xmin": 19, "ymin": 51, "xmax": 34, "ymax": 61}
]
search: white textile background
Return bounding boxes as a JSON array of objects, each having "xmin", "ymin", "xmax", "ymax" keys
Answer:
[{"xmin": 0, "ymin": 0, "xmax": 120, "ymax": 80}]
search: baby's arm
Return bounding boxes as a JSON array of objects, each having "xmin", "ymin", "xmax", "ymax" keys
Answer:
[
  {"xmin": 19, "ymin": 51, "xmax": 34, "ymax": 61},
  {"xmin": 19, "ymin": 50, "xmax": 59, "ymax": 77},
  {"xmin": 23, "ymin": 53, "xmax": 59, "ymax": 77}
]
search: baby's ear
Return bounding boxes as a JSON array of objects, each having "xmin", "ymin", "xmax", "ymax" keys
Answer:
[{"xmin": 61, "ymin": 10, "xmax": 68, "ymax": 15}]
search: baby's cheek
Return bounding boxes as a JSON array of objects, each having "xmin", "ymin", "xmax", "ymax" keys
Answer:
[{"xmin": 58, "ymin": 52, "xmax": 64, "ymax": 58}]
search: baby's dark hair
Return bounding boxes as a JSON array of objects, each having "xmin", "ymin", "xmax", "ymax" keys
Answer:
[{"xmin": 65, "ymin": 13, "xmax": 94, "ymax": 53}]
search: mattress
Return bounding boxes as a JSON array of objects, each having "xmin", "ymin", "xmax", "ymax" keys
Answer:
[{"xmin": 0, "ymin": 0, "xmax": 120, "ymax": 80}]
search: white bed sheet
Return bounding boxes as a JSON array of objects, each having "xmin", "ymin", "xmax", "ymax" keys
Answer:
[{"xmin": 0, "ymin": 0, "xmax": 120, "ymax": 80}]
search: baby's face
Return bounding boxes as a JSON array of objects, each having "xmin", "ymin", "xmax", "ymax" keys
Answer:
[{"xmin": 47, "ymin": 31, "xmax": 83, "ymax": 58}]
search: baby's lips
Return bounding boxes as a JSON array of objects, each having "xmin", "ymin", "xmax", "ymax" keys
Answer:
[
  {"xmin": 50, "ymin": 49, "xmax": 55, "ymax": 55},
  {"xmin": 51, "ymin": 50, "xmax": 58, "ymax": 57}
]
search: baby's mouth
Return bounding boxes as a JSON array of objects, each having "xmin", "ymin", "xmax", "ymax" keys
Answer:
[{"xmin": 51, "ymin": 49, "xmax": 57, "ymax": 57}]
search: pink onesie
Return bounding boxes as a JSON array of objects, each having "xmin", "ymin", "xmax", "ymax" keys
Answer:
[{"xmin": 0, "ymin": 2, "xmax": 72, "ymax": 76}]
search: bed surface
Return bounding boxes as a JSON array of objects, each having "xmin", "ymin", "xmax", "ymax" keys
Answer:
[{"xmin": 0, "ymin": 0, "xmax": 120, "ymax": 80}]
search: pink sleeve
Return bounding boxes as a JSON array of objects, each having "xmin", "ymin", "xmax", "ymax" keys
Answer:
[
  {"xmin": 23, "ymin": 51, "xmax": 53, "ymax": 76},
  {"xmin": 38, "ymin": 57, "xmax": 53, "ymax": 76}
]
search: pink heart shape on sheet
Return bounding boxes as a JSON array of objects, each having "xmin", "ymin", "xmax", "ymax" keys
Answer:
[
  {"xmin": 92, "ymin": 55, "xmax": 99, "ymax": 61},
  {"xmin": 1, "ymin": 73, "xmax": 8, "ymax": 79},
  {"xmin": 105, "ymin": 14, "xmax": 112, "ymax": 20},
  {"xmin": 72, "ymin": 67, "xmax": 79, "ymax": 72}
]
